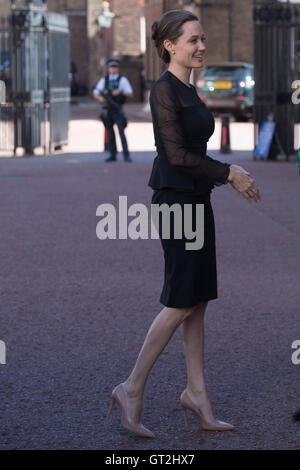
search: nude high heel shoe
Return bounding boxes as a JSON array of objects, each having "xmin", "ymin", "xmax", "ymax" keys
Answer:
[
  {"xmin": 107, "ymin": 383, "xmax": 155, "ymax": 438},
  {"xmin": 180, "ymin": 389, "xmax": 235, "ymax": 431}
]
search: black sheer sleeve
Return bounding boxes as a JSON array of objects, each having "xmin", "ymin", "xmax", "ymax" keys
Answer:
[
  {"xmin": 205, "ymin": 154, "xmax": 231, "ymax": 186},
  {"xmin": 150, "ymin": 80, "xmax": 230, "ymax": 185}
]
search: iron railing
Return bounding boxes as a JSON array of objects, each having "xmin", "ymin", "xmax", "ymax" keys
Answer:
[
  {"xmin": 0, "ymin": 15, "xmax": 13, "ymax": 153},
  {"xmin": 253, "ymin": 0, "xmax": 300, "ymax": 159}
]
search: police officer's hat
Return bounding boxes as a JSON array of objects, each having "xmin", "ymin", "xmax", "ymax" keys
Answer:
[{"xmin": 106, "ymin": 59, "xmax": 120, "ymax": 67}]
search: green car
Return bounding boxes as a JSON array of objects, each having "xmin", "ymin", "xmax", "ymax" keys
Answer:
[{"xmin": 196, "ymin": 62, "xmax": 255, "ymax": 120}]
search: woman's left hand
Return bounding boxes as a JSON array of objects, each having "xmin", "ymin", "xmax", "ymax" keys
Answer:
[{"xmin": 228, "ymin": 165, "xmax": 261, "ymax": 202}]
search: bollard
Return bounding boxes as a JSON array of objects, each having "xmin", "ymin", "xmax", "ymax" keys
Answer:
[
  {"xmin": 220, "ymin": 113, "xmax": 231, "ymax": 154},
  {"xmin": 104, "ymin": 126, "xmax": 109, "ymax": 151}
]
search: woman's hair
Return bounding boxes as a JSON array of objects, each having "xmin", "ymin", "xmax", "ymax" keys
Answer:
[{"xmin": 151, "ymin": 9, "xmax": 199, "ymax": 64}]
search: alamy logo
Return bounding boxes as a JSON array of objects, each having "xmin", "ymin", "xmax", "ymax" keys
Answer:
[
  {"xmin": 96, "ymin": 195, "xmax": 205, "ymax": 250},
  {"xmin": 291, "ymin": 82, "xmax": 300, "ymax": 176},
  {"xmin": 0, "ymin": 340, "xmax": 6, "ymax": 364},
  {"xmin": 291, "ymin": 340, "xmax": 300, "ymax": 365},
  {"xmin": 291, "ymin": 80, "xmax": 300, "ymax": 105}
]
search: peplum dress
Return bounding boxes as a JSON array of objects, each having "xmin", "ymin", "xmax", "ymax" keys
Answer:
[{"xmin": 148, "ymin": 69, "xmax": 231, "ymax": 308}]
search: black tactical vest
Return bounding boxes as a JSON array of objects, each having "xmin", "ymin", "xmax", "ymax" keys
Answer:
[{"xmin": 104, "ymin": 74, "xmax": 126, "ymax": 107}]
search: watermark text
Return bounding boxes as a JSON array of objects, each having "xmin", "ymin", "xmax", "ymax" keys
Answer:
[
  {"xmin": 291, "ymin": 340, "xmax": 300, "ymax": 365},
  {"xmin": 96, "ymin": 196, "xmax": 205, "ymax": 251},
  {"xmin": 0, "ymin": 340, "xmax": 6, "ymax": 365}
]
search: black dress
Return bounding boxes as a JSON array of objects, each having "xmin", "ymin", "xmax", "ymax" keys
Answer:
[{"xmin": 148, "ymin": 70, "xmax": 231, "ymax": 308}]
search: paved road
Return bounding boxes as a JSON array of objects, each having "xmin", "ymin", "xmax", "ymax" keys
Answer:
[{"xmin": 0, "ymin": 149, "xmax": 299, "ymax": 450}]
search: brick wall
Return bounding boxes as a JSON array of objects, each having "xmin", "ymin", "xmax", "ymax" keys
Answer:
[
  {"xmin": 68, "ymin": 14, "xmax": 88, "ymax": 88},
  {"xmin": 86, "ymin": 0, "xmax": 105, "ymax": 93},
  {"xmin": 199, "ymin": 0, "xmax": 254, "ymax": 64},
  {"xmin": 232, "ymin": 0, "xmax": 254, "ymax": 62},
  {"xmin": 48, "ymin": 0, "xmax": 86, "ymax": 10},
  {"xmin": 47, "ymin": 0, "xmax": 88, "ymax": 89},
  {"xmin": 0, "ymin": 3, "xmax": 10, "ymax": 15},
  {"xmin": 113, "ymin": 0, "xmax": 143, "ymax": 57},
  {"xmin": 144, "ymin": 0, "xmax": 164, "ymax": 83}
]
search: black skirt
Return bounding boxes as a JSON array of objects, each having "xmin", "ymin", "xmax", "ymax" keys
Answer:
[{"xmin": 151, "ymin": 188, "xmax": 218, "ymax": 308}]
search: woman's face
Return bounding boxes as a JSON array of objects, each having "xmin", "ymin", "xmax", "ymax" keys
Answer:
[{"xmin": 165, "ymin": 20, "xmax": 206, "ymax": 68}]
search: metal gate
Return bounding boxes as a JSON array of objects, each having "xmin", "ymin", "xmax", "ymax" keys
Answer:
[
  {"xmin": 0, "ymin": 0, "xmax": 70, "ymax": 156},
  {"xmin": 253, "ymin": 0, "xmax": 300, "ymax": 159},
  {"xmin": 11, "ymin": 0, "xmax": 48, "ymax": 154},
  {"xmin": 45, "ymin": 12, "xmax": 70, "ymax": 152},
  {"xmin": 0, "ymin": 15, "xmax": 13, "ymax": 153},
  {"xmin": 0, "ymin": 80, "xmax": 14, "ymax": 153}
]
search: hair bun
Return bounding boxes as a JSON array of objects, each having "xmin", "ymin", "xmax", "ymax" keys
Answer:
[{"xmin": 151, "ymin": 21, "xmax": 159, "ymax": 46}]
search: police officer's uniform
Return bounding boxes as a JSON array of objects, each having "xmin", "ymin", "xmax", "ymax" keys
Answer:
[{"xmin": 93, "ymin": 59, "xmax": 133, "ymax": 162}]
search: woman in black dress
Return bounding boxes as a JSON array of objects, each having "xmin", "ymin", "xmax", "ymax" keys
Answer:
[{"xmin": 107, "ymin": 9, "xmax": 261, "ymax": 438}]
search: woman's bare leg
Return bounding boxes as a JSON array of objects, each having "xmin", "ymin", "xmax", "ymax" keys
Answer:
[
  {"xmin": 124, "ymin": 305, "xmax": 196, "ymax": 395},
  {"xmin": 181, "ymin": 301, "xmax": 208, "ymax": 394},
  {"xmin": 119, "ymin": 304, "xmax": 197, "ymax": 425},
  {"xmin": 180, "ymin": 301, "xmax": 227, "ymax": 424}
]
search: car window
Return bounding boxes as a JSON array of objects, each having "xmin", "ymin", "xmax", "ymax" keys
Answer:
[{"xmin": 201, "ymin": 66, "xmax": 249, "ymax": 79}]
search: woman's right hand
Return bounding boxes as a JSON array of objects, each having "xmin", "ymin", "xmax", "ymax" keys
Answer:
[{"xmin": 227, "ymin": 166, "xmax": 261, "ymax": 202}]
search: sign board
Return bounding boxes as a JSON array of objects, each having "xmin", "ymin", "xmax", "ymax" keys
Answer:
[{"xmin": 254, "ymin": 121, "xmax": 276, "ymax": 159}]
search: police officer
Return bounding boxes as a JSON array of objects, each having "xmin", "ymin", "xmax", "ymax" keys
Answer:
[{"xmin": 93, "ymin": 59, "xmax": 133, "ymax": 162}]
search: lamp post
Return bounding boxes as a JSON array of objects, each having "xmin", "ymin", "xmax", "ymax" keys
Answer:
[
  {"xmin": 97, "ymin": 1, "xmax": 115, "ymax": 63},
  {"xmin": 97, "ymin": 1, "xmax": 115, "ymax": 29}
]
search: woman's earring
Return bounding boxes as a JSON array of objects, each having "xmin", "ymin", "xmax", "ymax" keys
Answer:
[{"xmin": 171, "ymin": 50, "xmax": 176, "ymax": 55}]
